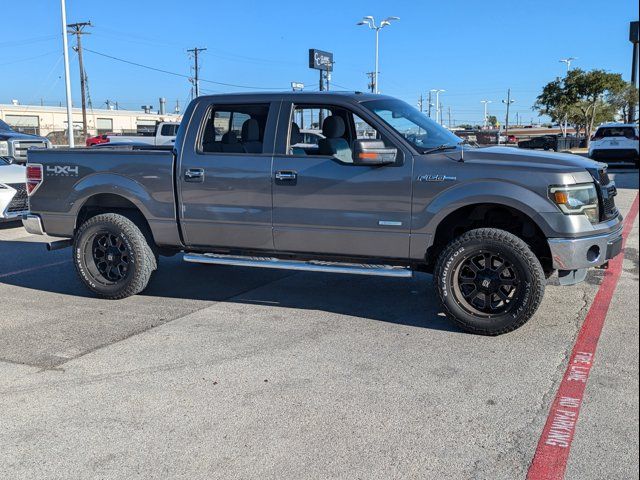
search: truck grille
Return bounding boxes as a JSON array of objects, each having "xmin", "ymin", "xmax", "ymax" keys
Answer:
[
  {"xmin": 598, "ymin": 168, "xmax": 610, "ymax": 185},
  {"xmin": 6, "ymin": 183, "xmax": 28, "ymax": 213},
  {"xmin": 601, "ymin": 185, "xmax": 618, "ymax": 220},
  {"xmin": 12, "ymin": 140, "xmax": 48, "ymax": 161},
  {"xmin": 589, "ymin": 168, "xmax": 618, "ymax": 221}
]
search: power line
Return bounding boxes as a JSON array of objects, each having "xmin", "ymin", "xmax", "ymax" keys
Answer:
[{"xmin": 82, "ymin": 48, "xmax": 287, "ymax": 90}]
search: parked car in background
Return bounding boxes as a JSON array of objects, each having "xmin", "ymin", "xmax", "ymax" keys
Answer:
[
  {"xmin": 588, "ymin": 124, "xmax": 639, "ymax": 165},
  {"xmin": 86, "ymin": 134, "xmax": 111, "ymax": 147},
  {"xmin": 104, "ymin": 121, "xmax": 180, "ymax": 147},
  {"xmin": 518, "ymin": 135, "xmax": 557, "ymax": 151},
  {"xmin": 24, "ymin": 92, "xmax": 623, "ymax": 336},
  {"xmin": 0, "ymin": 157, "xmax": 27, "ymax": 222},
  {"xmin": 0, "ymin": 118, "xmax": 51, "ymax": 164}
]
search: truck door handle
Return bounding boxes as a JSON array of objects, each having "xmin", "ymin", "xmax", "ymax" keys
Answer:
[
  {"xmin": 275, "ymin": 170, "xmax": 297, "ymax": 183},
  {"xmin": 184, "ymin": 168, "xmax": 204, "ymax": 182}
]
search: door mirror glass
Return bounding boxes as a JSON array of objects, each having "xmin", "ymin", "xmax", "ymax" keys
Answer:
[{"xmin": 352, "ymin": 140, "xmax": 397, "ymax": 165}]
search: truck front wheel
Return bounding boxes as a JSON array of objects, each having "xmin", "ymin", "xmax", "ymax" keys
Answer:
[
  {"xmin": 434, "ymin": 228, "xmax": 545, "ymax": 335},
  {"xmin": 73, "ymin": 213, "xmax": 157, "ymax": 299}
]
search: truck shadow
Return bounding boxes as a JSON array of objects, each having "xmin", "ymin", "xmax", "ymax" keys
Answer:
[{"xmin": 0, "ymin": 241, "xmax": 458, "ymax": 334}]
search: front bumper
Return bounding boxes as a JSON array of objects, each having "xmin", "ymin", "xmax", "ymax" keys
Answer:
[
  {"xmin": 22, "ymin": 214, "xmax": 46, "ymax": 235},
  {"xmin": 548, "ymin": 224, "xmax": 624, "ymax": 271}
]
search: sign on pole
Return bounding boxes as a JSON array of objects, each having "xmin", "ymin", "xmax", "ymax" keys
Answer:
[{"xmin": 309, "ymin": 49, "xmax": 334, "ymax": 71}]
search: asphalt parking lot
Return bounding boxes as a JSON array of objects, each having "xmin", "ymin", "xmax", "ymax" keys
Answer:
[{"xmin": 0, "ymin": 167, "xmax": 638, "ymax": 480}]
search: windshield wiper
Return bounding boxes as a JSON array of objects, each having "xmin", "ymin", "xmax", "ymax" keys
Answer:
[{"xmin": 422, "ymin": 143, "xmax": 460, "ymax": 155}]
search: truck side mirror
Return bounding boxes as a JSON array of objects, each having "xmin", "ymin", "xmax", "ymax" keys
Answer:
[{"xmin": 352, "ymin": 139, "xmax": 397, "ymax": 165}]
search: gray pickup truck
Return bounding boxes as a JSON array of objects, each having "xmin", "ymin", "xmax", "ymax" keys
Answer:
[{"xmin": 23, "ymin": 92, "xmax": 623, "ymax": 335}]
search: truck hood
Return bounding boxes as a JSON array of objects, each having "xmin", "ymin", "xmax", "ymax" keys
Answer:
[
  {"xmin": 0, "ymin": 163, "xmax": 26, "ymax": 184},
  {"xmin": 0, "ymin": 131, "xmax": 46, "ymax": 142},
  {"xmin": 461, "ymin": 146, "xmax": 603, "ymax": 172}
]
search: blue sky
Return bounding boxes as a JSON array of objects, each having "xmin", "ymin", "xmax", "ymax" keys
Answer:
[{"xmin": 0, "ymin": 0, "xmax": 637, "ymax": 124}]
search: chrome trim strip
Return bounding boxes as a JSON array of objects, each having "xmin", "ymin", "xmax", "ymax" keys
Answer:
[
  {"xmin": 183, "ymin": 253, "xmax": 412, "ymax": 278},
  {"xmin": 547, "ymin": 225, "xmax": 623, "ymax": 245}
]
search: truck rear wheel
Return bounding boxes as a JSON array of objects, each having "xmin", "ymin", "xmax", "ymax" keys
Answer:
[
  {"xmin": 434, "ymin": 228, "xmax": 545, "ymax": 335},
  {"xmin": 73, "ymin": 213, "xmax": 157, "ymax": 299}
]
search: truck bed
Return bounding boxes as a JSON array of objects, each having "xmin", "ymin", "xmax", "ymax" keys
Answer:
[{"xmin": 27, "ymin": 148, "xmax": 180, "ymax": 246}]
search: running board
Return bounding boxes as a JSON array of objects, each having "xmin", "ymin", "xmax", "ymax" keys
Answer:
[{"xmin": 183, "ymin": 253, "xmax": 412, "ymax": 278}]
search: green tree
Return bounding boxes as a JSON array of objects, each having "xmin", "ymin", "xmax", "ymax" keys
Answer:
[
  {"xmin": 487, "ymin": 115, "xmax": 498, "ymax": 128},
  {"xmin": 534, "ymin": 69, "xmax": 627, "ymax": 144},
  {"xmin": 608, "ymin": 82, "xmax": 639, "ymax": 123}
]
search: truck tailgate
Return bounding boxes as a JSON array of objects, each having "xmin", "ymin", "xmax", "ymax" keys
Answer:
[{"xmin": 27, "ymin": 148, "xmax": 179, "ymax": 246}]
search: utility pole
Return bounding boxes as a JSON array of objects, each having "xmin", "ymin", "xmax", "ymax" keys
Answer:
[
  {"xmin": 502, "ymin": 88, "xmax": 514, "ymax": 139},
  {"xmin": 448, "ymin": 107, "xmax": 452, "ymax": 128},
  {"xmin": 67, "ymin": 21, "xmax": 91, "ymax": 139},
  {"xmin": 188, "ymin": 47, "xmax": 207, "ymax": 97},
  {"xmin": 366, "ymin": 72, "xmax": 376, "ymax": 93},
  {"xmin": 427, "ymin": 91, "xmax": 432, "ymax": 118}
]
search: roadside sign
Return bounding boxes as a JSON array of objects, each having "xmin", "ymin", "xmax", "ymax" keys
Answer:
[{"xmin": 309, "ymin": 49, "xmax": 334, "ymax": 71}]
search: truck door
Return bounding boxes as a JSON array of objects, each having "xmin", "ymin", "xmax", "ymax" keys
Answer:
[
  {"xmin": 271, "ymin": 101, "xmax": 413, "ymax": 260},
  {"xmin": 178, "ymin": 100, "xmax": 279, "ymax": 250}
]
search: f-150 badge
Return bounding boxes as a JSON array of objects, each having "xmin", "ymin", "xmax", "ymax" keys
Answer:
[{"xmin": 417, "ymin": 174, "xmax": 457, "ymax": 182}]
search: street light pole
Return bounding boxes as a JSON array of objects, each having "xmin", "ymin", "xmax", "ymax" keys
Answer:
[
  {"xmin": 559, "ymin": 57, "xmax": 576, "ymax": 137},
  {"xmin": 60, "ymin": 0, "xmax": 74, "ymax": 147},
  {"xmin": 430, "ymin": 89, "xmax": 445, "ymax": 124},
  {"xmin": 480, "ymin": 100, "xmax": 492, "ymax": 128},
  {"xmin": 357, "ymin": 16, "xmax": 399, "ymax": 94}
]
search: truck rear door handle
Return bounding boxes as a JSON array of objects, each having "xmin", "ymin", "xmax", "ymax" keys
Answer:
[
  {"xmin": 275, "ymin": 170, "xmax": 297, "ymax": 183},
  {"xmin": 184, "ymin": 168, "xmax": 204, "ymax": 182}
]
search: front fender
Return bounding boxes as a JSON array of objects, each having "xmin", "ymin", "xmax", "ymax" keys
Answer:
[{"xmin": 413, "ymin": 180, "xmax": 559, "ymax": 243}]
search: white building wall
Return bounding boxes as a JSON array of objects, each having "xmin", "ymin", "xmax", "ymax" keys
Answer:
[{"xmin": 0, "ymin": 104, "xmax": 181, "ymax": 139}]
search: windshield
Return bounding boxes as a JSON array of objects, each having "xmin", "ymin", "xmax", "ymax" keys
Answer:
[
  {"xmin": 362, "ymin": 98, "xmax": 462, "ymax": 153},
  {"xmin": 0, "ymin": 119, "xmax": 13, "ymax": 132}
]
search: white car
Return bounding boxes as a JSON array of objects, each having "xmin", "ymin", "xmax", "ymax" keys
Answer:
[
  {"xmin": 588, "ymin": 123, "xmax": 639, "ymax": 165},
  {"xmin": 0, "ymin": 157, "xmax": 27, "ymax": 223}
]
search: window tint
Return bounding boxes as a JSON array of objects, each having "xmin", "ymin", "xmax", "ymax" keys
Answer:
[
  {"xmin": 160, "ymin": 124, "xmax": 179, "ymax": 136},
  {"xmin": 594, "ymin": 127, "xmax": 636, "ymax": 138},
  {"xmin": 200, "ymin": 104, "xmax": 269, "ymax": 154},
  {"xmin": 287, "ymin": 104, "xmax": 392, "ymax": 164}
]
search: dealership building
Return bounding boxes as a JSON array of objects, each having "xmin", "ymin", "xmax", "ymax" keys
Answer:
[{"xmin": 0, "ymin": 102, "xmax": 181, "ymax": 144}]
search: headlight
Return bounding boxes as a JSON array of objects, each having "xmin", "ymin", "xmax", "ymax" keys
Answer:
[
  {"xmin": 549, "ymin": 183, "xmax": 600, "ymax": 223},
  {"xmin": 0, "ymin": 141, "xmax": 9, "ymax": 157}
]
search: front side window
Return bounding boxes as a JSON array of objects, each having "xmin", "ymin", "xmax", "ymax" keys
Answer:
[
  {"xmin": 362, "ymin": 98, "xmax": 461, "ymax": 152},
  {"xmin": 200, "ymin": 104, "xmax": 269, "ymax": 154},
  {"xmin": 287, "ymin": 104, "xmax": 390, "ymax": 164}
]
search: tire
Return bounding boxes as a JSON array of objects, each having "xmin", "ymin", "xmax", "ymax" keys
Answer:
[
  {"xmin": 73, "ymin": 213, "xmax": 157, "ymax": 299},
  {"xmin": 434, "ymin": 228, "xmax": 545, "ymax": 335}
]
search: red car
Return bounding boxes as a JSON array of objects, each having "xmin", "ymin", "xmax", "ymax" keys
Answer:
[{"xmin": 85, "ymin": 134, "xmax": 110, "ymax": 147}]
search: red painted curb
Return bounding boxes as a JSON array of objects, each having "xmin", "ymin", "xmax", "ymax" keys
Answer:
[{"xmin": 527, "ymin": 193, "xmax": 639, "ymax": 480}]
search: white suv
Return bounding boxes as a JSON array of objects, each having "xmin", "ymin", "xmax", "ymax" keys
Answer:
[
  {"xmin": 588, "ymin": 123, "xmax": 639, "ymax": 166},
  {"xmin": 0, "ymin": 157, "xmax": 27, "ymax": 223}
]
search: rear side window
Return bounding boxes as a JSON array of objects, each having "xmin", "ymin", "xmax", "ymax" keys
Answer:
[
  {"xmin": 199, "ymin": 104, "xmax": 270, "ymax": 154},
  {"xmin": 594, "ymin": 127, "xmax": 636, "ymax": 138},
  {"xmin": 160, "ymin": 124, "xmax": 179, "ymax": 136}
]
